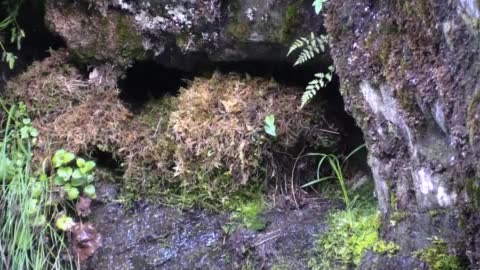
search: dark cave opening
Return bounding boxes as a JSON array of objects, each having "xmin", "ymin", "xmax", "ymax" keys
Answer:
[{"xmin": 118, "ymin": 61, "xmax": 191, "ymax": 109}]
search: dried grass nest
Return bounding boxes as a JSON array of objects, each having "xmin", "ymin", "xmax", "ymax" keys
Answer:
[{"xmin": 4, "ymin": 50, "xmax": 342, "ymax": 197}]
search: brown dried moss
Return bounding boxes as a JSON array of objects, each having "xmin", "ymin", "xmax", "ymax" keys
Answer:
[
  {"xmin": 4, "ymin": 52, "xmax": 340, "ymax": 204},
  {"xmin": 4, "ymin": 50, "xmax": 173, "ymax": 182},
  {"xmin": 171, "ymin": 73, "xmax": 340, "ymax": 186}
]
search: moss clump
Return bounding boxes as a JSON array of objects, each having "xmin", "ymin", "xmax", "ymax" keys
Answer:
[
  {"xmin": 466, "ymin": 177, "xmax": 480, "ymax": 208},
  {"xmin": 4, "ymin": 50, "xmax": 83, "ymax": 120},
  {"xmin": 77, "ymin": 11, "xmax": 144, "ymax": 65},
  {"xmin": 390, "ymin": 211, "xmax": 409, "ymax": 224},
  {"xmin": 116, "ymin": 14, "xmax": 145, "ymax": 61},
  {"xmin": 171, "ymin": 73, "xmax": 339, "ymax": 187},
  {"xmin": 308, "ymin": 202, "xmax": 399, "ymax": 269},
  {"xmin": 372, "ymin": 241, "xmax": 400, "ymax": 256},
  {"xmin": 227, "ymin": 1, "xmax": 251, "ymax": 40},
  {"xmin": 230, "ymin": 197, "xmax": 266, "ymax": 231},
  {"xmin": 278, "ymin": 3, "xmax": 302, "ymax": 43},
  {"xmin": 414, "ymin": 238, "xmax": 466, "ymax": 270},
  {"xmin": 46, "ymin": 1, "xmax": 144, "ymax": 65},
  {"xmin": 228, "ymin": 21, "xmax": 250, "ymax": 40},
  {"xmin": 5, "ymin": 54, "xmax": 338, "ymax": 209}
]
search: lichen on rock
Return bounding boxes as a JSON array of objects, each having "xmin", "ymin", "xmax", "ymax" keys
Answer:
[
  {"xmin": 45, "ymin": 0, "xmax": 144, "ymax": 65},
  {"xmin": 44, "ymin": 0, "xmax": 324, "ymax": 69},
  {"xmin": 324, "ymin": 0, "xmax": 480, "ymax": 267}
]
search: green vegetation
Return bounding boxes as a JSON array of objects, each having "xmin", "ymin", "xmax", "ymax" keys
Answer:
[
  {"xmin": 302, "ymin": 145, "xmax": 399, "ymax": 269},
  {"xmin": 128, "ymin": 170, "xmax": 264, "ymax": 213},
  {"xmin": 414, "ymin": 237, "xmax": 466, "ymax": 270},
  {"xmin": 227, "ymin": 1, "xmax": 250, "ymax": 40},
  {"xmin": 279, "ymin": 3, "xmax": 301, "ymax": 42},
  {"xmin": 308, "ymin": 201, "xmax": 399, "ymax": 269},
  {"xmin": 308, "ymin": 204, "xmax": 377, "ymax": 269},
  {"xmin": 0, "ymin": 102, "xmax": 74, "ymax": 270},
  {"xmin": 0, "ymin": 0, "xmax": 25, "ymax": 68},
  {"xmin": 0, "ymin": 101, "xmax": 101, "ymax": 269},
  {"xmin": 51, "ymin": 149, "xmax": 97, "ymax": 201},
  {"xmin": 312, "ymin": 0, "xmax": 327, "ymax": 14},
  {"xmin": 263, "ymin": 114, "xmax": 277, "ymax": 138},
  {"xmin": 287, "ymin": 2, "xmax": 334, "ymax": 108},
  {"xmin": 302, "ymin": 144, "xmax": 366, "ymax": 210},
  {"xmin": 231, "ymin": 199, "xmax": 266, "ymax": 231}
]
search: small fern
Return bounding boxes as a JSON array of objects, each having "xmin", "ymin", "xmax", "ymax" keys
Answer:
[
  {"xmin": 301, "ymin": 65, "xmax": 334, "ymax": 108},
  {"xmin": 312, "ymin": 0, "xmax": 327, "ymax": 14},
  {"xmin": 287, "ymin": 32, "xmax": 328, "ymax": 66},
  {"xmin": 288, "ymin": 0, "xmax": 333, "ymax": 108}
]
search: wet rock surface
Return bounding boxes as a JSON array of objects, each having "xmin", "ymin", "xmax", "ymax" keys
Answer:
[
  {"xmin": 324, "ymin": 0, "xmax": 480, "ymax": 268},
  {"xmin": 44, "ymin": 0, "xmax": 327, "ymax": 70},
  {"xmin": 86, "ymin": 184, "xmax": 338, "ymax": 270}
]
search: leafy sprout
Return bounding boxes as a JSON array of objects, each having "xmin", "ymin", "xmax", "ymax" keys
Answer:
[
  {"xmin": 264, "ymin": 114, "xmax": 277, "ymax": 137},
  {"xmin": 51, "ymin": 149, "xmax": 97, "ymax": 200}
]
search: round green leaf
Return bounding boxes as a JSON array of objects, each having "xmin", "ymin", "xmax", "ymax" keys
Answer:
[
  {"xmin": 66, "ymin": 187, "xmax": 80, "ymax": 200},
  {"xmin": 83, "ymin": 184, "xmax": 96, "ymax": 199},
  {"xmin": 57, "ymin": 167, "xmax": 73, "ymax": 181},
  {"xmin": 22, "ymin": 118, "xmax": 31, "ymax": 125},
  {"xmin": 71, "ymin": 176, "xmax": 87, "ymax": 187},
  {"xmin": 20, "ymin": 126, "xmax": 29, "ymax": 139},
  {"xmin": 76, "ymin": 158, "xmax": 86, "ymax": 168},
  {"xmin": 72, "ymin": 169, "xmax": 84, "ymax": 179},
  {"xmin": 63, "ymin": 152, "xmax": 75, "ymax": 165},
  {"xmin": 80, "ymin": 161, "xmax": 96, "ymax": 174},
  {"xmin": 86, "ymin": 174, "xmax": 95, "ymax": 184},
  {"xmin": 53, "ymin": 175, "xmax": 66, "ymax": 186},
  {"xmin": 55, "ymin": 214, "xmax": 75, "ymax": 231},
  {"xmin": 29, "ymin": 128, "xmax": 38, "ymax": 137},
  {"xmin": 52, "ymin": 149, "xmax": 67, "ymax": 168}
]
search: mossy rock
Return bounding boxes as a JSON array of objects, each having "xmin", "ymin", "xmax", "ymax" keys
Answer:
[
  {"xmin": 414, "ymin": 238, "xmax": 466, "ymax": 270},
  {"xmin": 45, "ymin": 0, "xmax": 144, "ymax": 65}
]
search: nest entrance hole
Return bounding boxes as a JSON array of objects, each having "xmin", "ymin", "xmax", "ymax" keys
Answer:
[{"xmin": 118, "ymin": 61, "xmax": 190, "ymax": 109}]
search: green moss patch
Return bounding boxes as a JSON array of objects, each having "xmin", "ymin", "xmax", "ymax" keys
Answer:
[
  {"xmin": 46, "ymin": 2, "xmax": 144, "ymax": 65},
  {"xmin": 278, "ymin": 2, "xmax": 302, "ymax": 43},
  {"xmin": 414, "ymin": 238, "xmax": 466, "ymax": 270},
  {"xmin": 308, "ymin": 202, "xmax": 399, "ymax": 269}
]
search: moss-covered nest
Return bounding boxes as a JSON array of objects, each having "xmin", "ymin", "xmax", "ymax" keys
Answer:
[
  {"xmin": 4, "ymin": 51, "xmax": 341, "ymax": 205},
  {"xmin": 171, "ymin": 73, "xmax": 340, "ymax": 186}
]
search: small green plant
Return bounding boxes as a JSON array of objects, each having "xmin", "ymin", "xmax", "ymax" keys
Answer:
[
  {"xmin": 288, "ymin": 1, "xmax": 334, "ymax": 108},
  {"xmin": 232, "ymin": 200, "xmax": 266, "ymax": 231},
  {"xmin": 301, "ymin": 65, "xmax": 334, "ymax": 108},
  {"xmin": 264, "ymin": 114, "xmax": 277, "ymax": 137},
  {"xmin": 372, "ymin": 240, "xmax": 400, "ymax": 255},
  {"xmin": 0, "ymin": 101, "xmax": 74, "ymax": 270},
  {"xmin": 301, "ymin": 144, "xmax": 365, "ymax": 210},
  {"xmin": 309, "ymin": 206, "xmax": 379, "ymax": 269},
  {"xmin": 0, "ymin": 0, "xmax": 25, "ymax": 69},
  {"xmin": 414, "ymin": 237, "xmax": 466, "ymax": 270},
  {"xmin": 312, "ymin": 0, "xmax": 328, "ymax": 14},
  {"xmin": 52, "ymin": 149, "xmax": 97, "ymax": 201},
  {"xmin": 308, "ymin": 202, "xmax": 399, "ymax": 269}
]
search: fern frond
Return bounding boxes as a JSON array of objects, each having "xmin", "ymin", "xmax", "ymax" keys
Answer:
[
  {"xmin": 300, "ymin": 66, "xmax": 335, "ymax": 108},
  {"xmin": 312, "ymin": 0, "xmax": 327, "ymax": 15},
  {"xmin": 288, "ymin": 33, "xmax": 328, "ymax": 66}
]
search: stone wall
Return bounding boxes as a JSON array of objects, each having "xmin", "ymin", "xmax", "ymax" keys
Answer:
[{"xmin": 325, "ymin": 0, "xmax": 480, "ymax": 267}]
